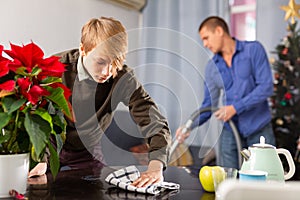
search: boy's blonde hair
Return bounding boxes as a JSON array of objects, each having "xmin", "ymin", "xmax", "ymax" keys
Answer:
[{"xmin": 81, "ymin": 17, "xmax": 128, "ymax": 77}]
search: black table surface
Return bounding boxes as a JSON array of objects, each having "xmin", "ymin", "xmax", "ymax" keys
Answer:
[{"xmin": 26, "ymin": 165, "xmax": 216, "ymax": 200}]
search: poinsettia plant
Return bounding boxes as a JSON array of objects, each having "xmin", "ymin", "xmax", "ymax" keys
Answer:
[{"xmin": 0, "ymin": 42, "xmax": 73, "ymax": 178}]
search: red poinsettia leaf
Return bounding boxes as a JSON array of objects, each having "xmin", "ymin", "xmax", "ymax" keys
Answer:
[
  {"xmin": 0, "ymin": 80, "xmax": 15, "ymax": 91},
  {"xmin": 39, "ymin": 56, "xmax": 66, "ymax": 77},
  {"xmin": 27, "ymin": 42, "xmax": 44, "ymax": 65},
  {"xmin": 0, "ymin": 45, "xmax": 10, "ymax": 77},
  {"xmin": 4, "ymin": 43, "xmax": 27, "ymax": 64},
  {"xmin": 7, "ymin": 59, "xmax": 23, "ymax": 73},
  {"xmin": 17, "ymin": 77, "xmax": 31, "ymax": 92},
  {"xmin": 0, "ymin": 45, "xmax": 5, "ymax": 60},
  {"xmin": 28, "ymin": 85, "xmax": 50, "ymax": 105},
  {"xmin": 0, "ymin": 45, "xmax": 7, "ymax": 60},
  {"xmin": 0, "ymin": 61, "xmax": 9, "ymax": 77},
  {"xmin": 40, "ymin": 56, "xmax": 59, "ymax": 66},
  {"xmin": 4, "ymin": 42, "xmax": 44, "ymax": 72}
]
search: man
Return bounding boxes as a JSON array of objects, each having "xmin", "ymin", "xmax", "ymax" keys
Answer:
[
  {"xmin": 176, "ymin": 16, "xmax": 275, "ymax": 169},
  {"xmin": 29, "ymin": 16, "xmax": 171, "ymax": 187}
]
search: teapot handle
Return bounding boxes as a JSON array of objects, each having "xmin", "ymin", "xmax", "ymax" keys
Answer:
[{"xmin": 276, "ymin": 148, "xmax": 296, "ymax": 180}]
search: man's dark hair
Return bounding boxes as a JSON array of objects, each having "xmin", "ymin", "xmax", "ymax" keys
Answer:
[{"xmin": 198, "ymin": 16, "xmax": 230, "ymax": 35}]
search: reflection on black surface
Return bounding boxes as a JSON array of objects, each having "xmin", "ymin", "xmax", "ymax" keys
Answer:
[
  {"xmin": 105, "ymin": 187, "xmax": 179, "ymax": 200},
  {"xmin": 200, "ymin": 192, "xmax": 215, "ymax": 200},
  {"xmin": 26, "ymin": 166, "xmax": 206, "ymax": 200},
  {"xmin": 28, "ymin": 167, "xmax": 104, "ymax": 200}
]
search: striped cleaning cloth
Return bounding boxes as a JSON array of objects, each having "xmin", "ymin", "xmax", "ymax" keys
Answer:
[{"xmin": 105, "ymin": 165, "xmax": 180, "ymax": 195}]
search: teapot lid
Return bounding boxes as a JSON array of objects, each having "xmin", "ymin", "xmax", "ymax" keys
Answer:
[{"xmin": 252, "ymin": 136, "xmax": 275, "ymax": 148}]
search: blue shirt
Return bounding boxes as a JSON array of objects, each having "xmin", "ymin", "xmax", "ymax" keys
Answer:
[{"xmin": 193, "ymin": 39, "xmax": 273, "ymax": 137}]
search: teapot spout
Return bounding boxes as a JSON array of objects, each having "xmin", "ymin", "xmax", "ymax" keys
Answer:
[{"xmin": 240, "ymin": 149, "xmax": 251, "ymax": 161}]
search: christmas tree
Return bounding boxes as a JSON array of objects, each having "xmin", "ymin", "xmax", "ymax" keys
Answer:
[
  {"xmin": 271, "ymin": 0, "xmax": 300, "ymax": 180},
  {"xmin": 271, "ymin": 21, "xmax": 300, "ymax": 155}
]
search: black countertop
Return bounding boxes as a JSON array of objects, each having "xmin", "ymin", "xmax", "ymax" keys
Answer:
[{"xmin": 26, "ymin": 166, "xmax": 215, "ymax": 200}]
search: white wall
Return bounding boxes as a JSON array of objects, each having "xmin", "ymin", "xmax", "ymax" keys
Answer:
[
  {"xmin": 0, "ymin": 0, "xmax": 146, "ymax": 166},
  {"xmin": 0, "ymin": 0, "xmax": 141, "ymax": 63}
]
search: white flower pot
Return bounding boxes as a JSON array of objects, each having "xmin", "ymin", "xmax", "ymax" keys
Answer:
[{"xmin": 0, "ymin": 153, "xmax": 29, "ymax": 198}]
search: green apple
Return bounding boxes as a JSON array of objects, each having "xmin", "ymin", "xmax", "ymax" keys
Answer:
[
  {"xmin": 199, "ymin": 166, "xmax": 214, "ymax": 192},
  {"xmin": 199, "ymin": 165, "xmax": 224, "ymax": 192}
]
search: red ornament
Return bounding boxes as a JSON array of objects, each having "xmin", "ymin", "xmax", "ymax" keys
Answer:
[
  {"xmin": 282, "ymin": 47, "xmax": 288, "ymax": 55},
  {"xmin": 284, "ymin": 92, "xmax": 292, "ymax": 100}
]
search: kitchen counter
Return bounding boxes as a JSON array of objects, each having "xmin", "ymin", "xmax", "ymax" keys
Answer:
[{"xmin": 26, "ymin": 166, "xmax": 214, "ymax": 200}]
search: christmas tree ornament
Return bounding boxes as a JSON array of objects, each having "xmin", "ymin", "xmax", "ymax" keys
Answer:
[
  {"xmin": 292, "ymin": 88, "xmax": 299, "ymax": 95},
  {"xmin": 283, "ymin": 79, "xmax": 287, "ymax": 87},
  {"xmin": 269, "ymin": 57, "xmax": 276, "ymax": 64},
  {"xmin": 285, "ymin": 92, "xmax": 292, "ymax": 100},
  {"xmin": 280, "ymin": 100, "xmax": 287, "ymax": 106},
  {"xmin": 288, "ymin": 65, "xmax": 294, "ymax": 71},
  {"xmin": 282, "ymin": 47, "xmax": 289, "ymax": 55},
  {"xmin": 280, "ymin": 0, "xmax": 300, "ymax": 24},
  {"xmin": 276, "ymin": 118, "xmax": 284, "ymax": 126},
  {"xmin": 290, "ymin": 85, "xmax": 295, "ymax": 90}
]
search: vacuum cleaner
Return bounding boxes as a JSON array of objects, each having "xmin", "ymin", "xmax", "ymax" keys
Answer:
[{"xmin": 169, "ymin": 107, "xmax": 243, "ymax": 168}]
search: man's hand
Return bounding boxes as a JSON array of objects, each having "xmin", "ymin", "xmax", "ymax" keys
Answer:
[
  {"xmin": 175, "ymin": 126, "xmax": 191, "ymax": 143},
  {"xmin": 214, "ymin": 105, "xmax": 236, "ymax": 122},
  {"xmin": 131, "ymin": 160, "xmax": 163, "ymax": 188}
]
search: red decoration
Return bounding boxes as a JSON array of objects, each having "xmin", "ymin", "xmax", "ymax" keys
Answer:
[
  {"xmin": 284, "ymin": 92, "xmax": 292, "ymax": 100},
  {"xmin": 282, "ymin": 47, "xmax": 289, "ymax": 55},
  {"xmin": 0, "ymin": 42, "xmax": 70, "ymax": 107}
]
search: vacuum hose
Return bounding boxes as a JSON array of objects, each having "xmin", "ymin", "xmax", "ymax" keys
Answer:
[{"xmin": 169, "ymin": 107, "xmax": 243, "ymax": 168}]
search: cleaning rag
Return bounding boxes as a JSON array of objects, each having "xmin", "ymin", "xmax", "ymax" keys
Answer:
[{"xmin": 105, "ymin": 165, "xmax": 180, "ymax": 195}]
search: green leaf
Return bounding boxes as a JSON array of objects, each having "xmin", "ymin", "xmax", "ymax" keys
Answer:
[
  {"xmin": 34, "ymin": 108, "xmax": 54, "ymax": 133},
  {"xmin": 0, "ymin": 112, "xmax": 10, "ymax": 130},
  {"xmin": 30, "ymin": 146, "xmax": 39, "ymax": 161},
  {"xmin": 45, "ymin": 86, "xmax": 72, "ymax": 119},
  {"xmin": 31, "ymin": 67, "xmax": 42, "ymax": 76},
  {"xmin": 5, "ymin": 98, "xmax": 26, "ymax": 114},
  {"xmin": 24, "ymin": 113, "xmax": 51, "ymax": 159},
  {"xmin": 48, "ymin": 142, "xmax": 59, "ymax": 179},
  {"xmin": 15, "ymin": 67, "xmax": 29, "ymax": 76},
  {"xmin": 2, "ymin": 97, "xmax": 14, "ymax": 112},
  {"xmin": 0, "ymin": 129, "xmax": 11, "ymax": 143},
  {"xmin": 54, "ymin": 133, "xmax": 64, "ymax": 153},
  {"xmin": 52, "ymin": 111, "xmax": 66, "ymax": 133},
  {"xmin": 40, "ymin": 77, "xmax": 62, "ymax": 85}
]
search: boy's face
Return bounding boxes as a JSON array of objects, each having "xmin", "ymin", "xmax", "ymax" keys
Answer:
[{"xmin": 82, "ymin": 46, "xmax": 113, "ymax": 83}]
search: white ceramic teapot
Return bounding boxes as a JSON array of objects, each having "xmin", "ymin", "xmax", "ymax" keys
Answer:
[{"xmin": 240, "ymin": 136, "xmax": 295, "ymax": 181}]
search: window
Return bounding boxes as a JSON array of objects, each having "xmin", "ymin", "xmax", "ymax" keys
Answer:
[{"xmin": 229, "ymin": 0, "xmax": 256, "ymax": 41}]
